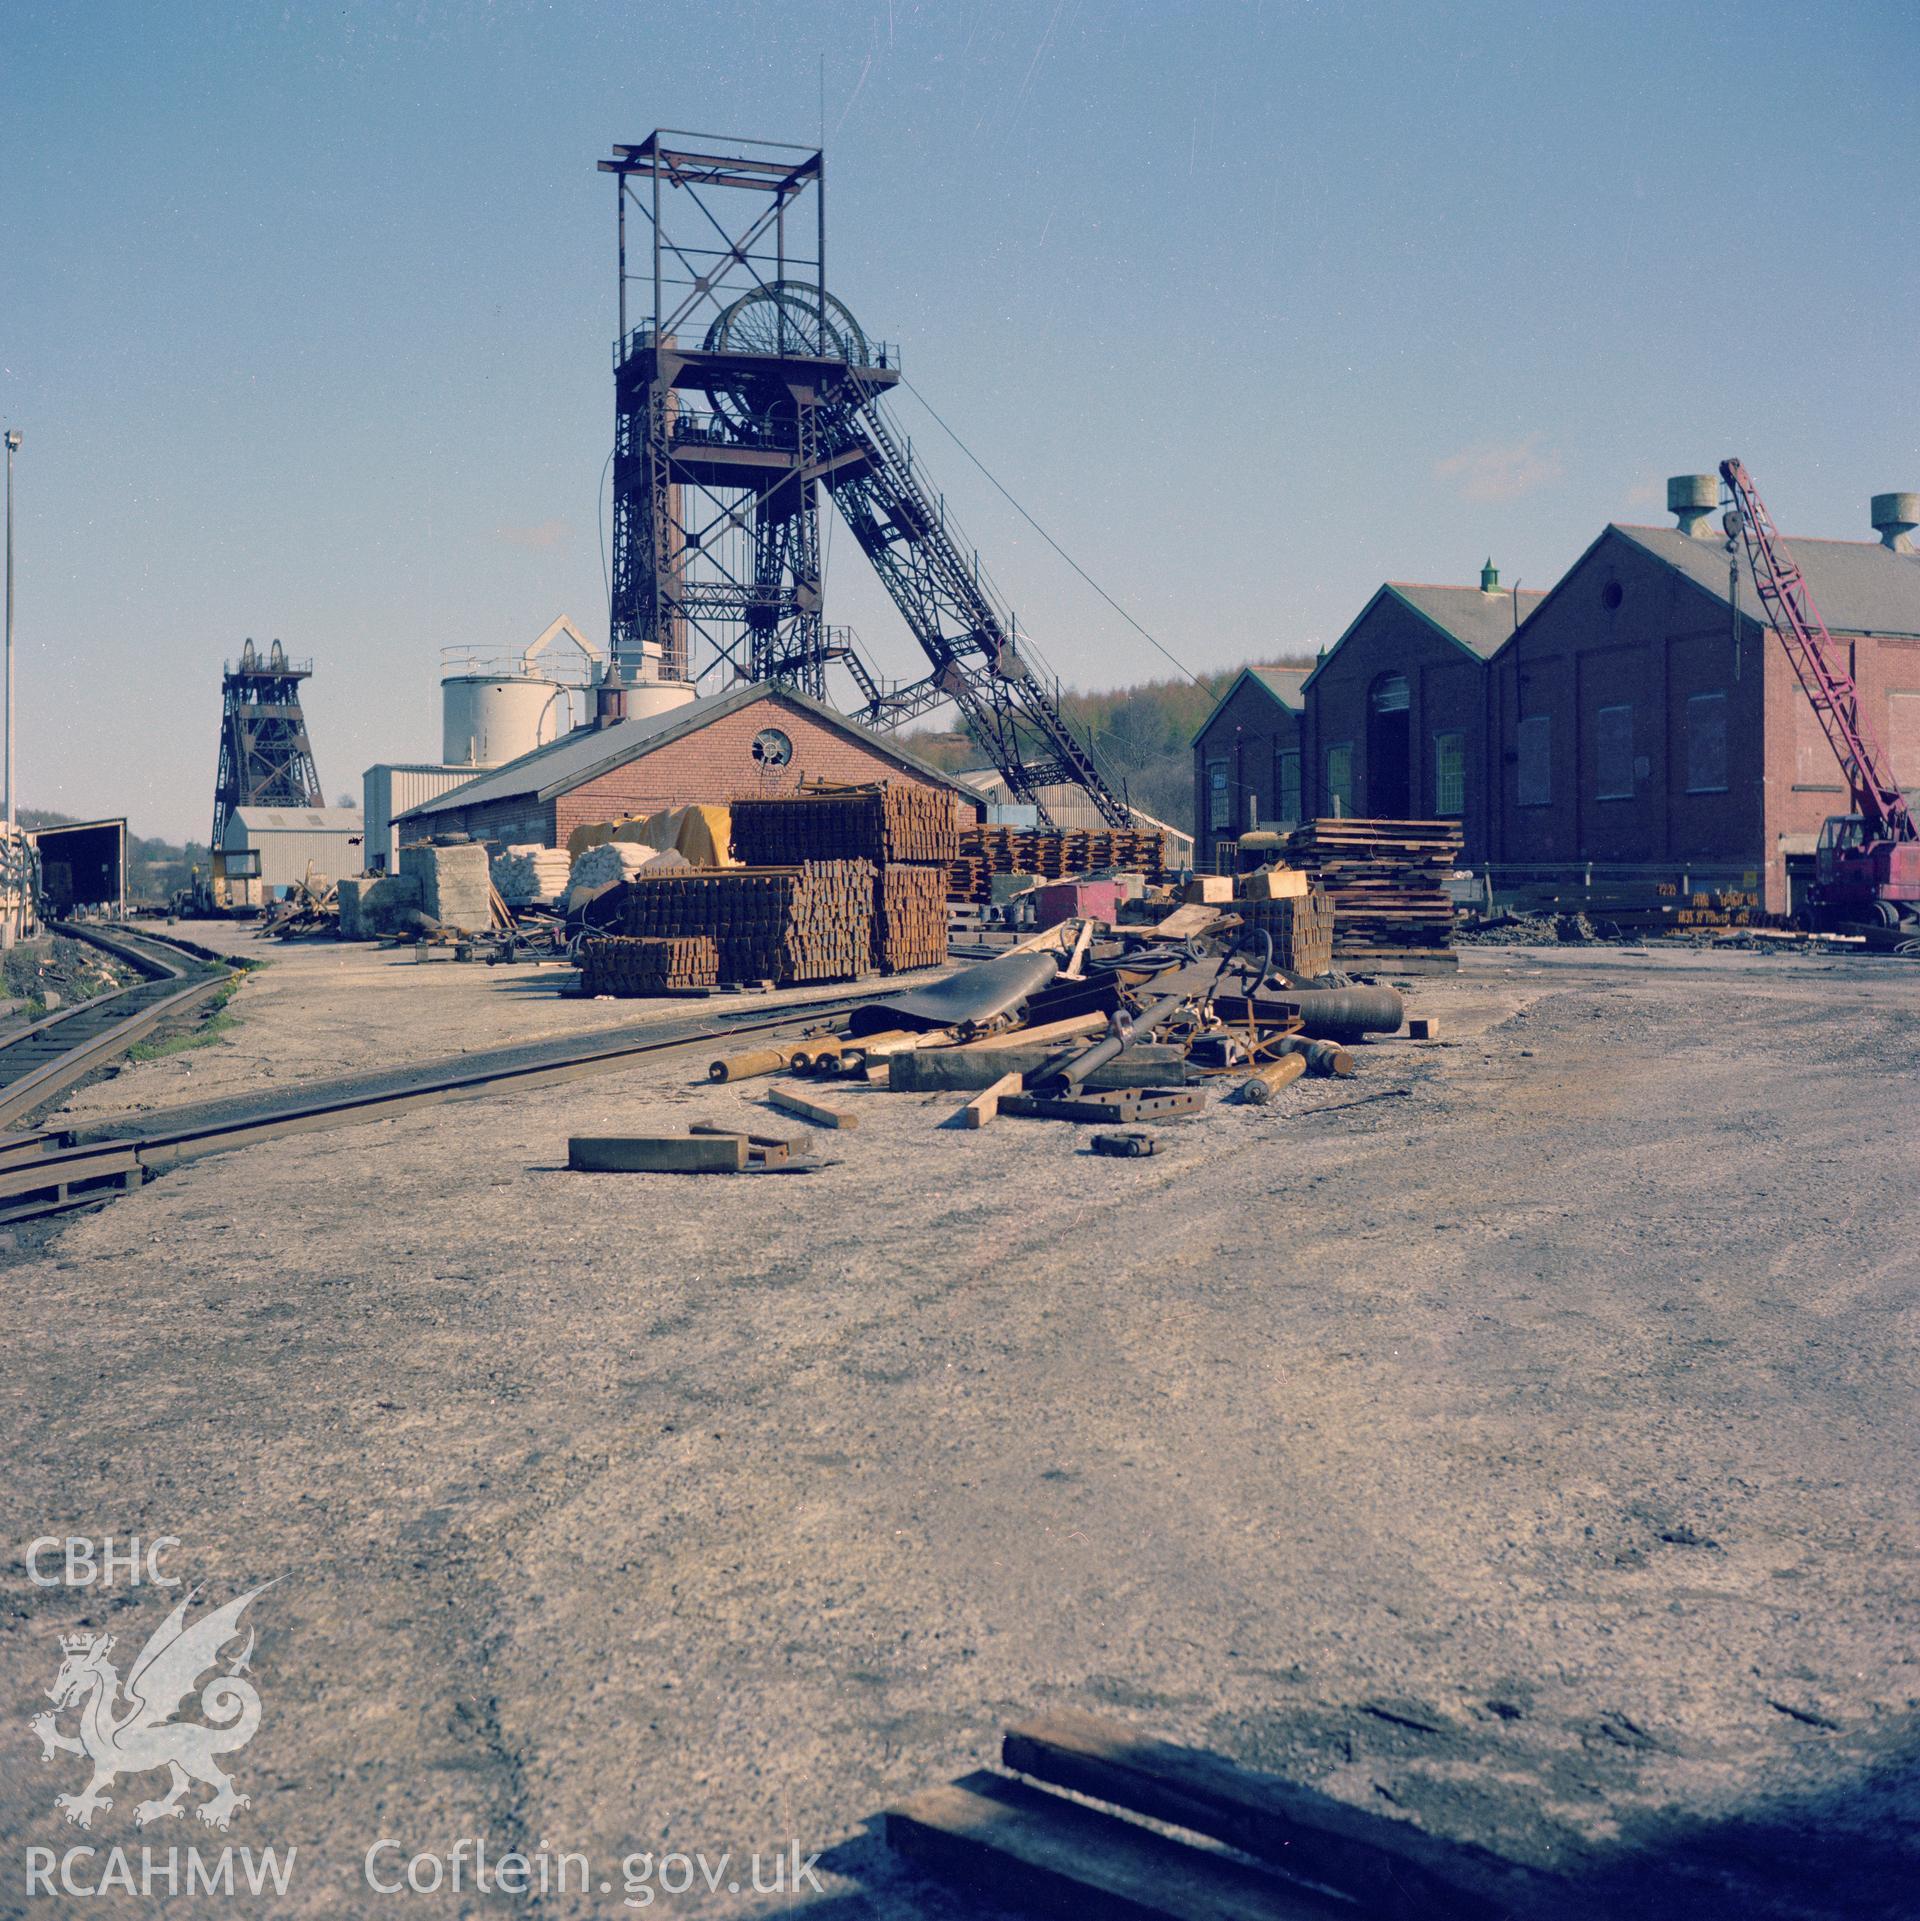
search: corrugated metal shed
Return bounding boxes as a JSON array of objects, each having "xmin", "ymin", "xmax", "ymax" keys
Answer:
[
  {"xmin": 363, "ymin": 764, "xmax": 477, "ymax": 871},
  {"xmin": 222, "ymin": 806, "xmax": 364, "ymax": 892}
]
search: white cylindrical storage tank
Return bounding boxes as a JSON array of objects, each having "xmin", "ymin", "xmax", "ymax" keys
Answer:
[
  {"xmin": 623, "ymin": 679, "xmax": 699, "ymax": 720},
  {"xmin": 441, "ymin": 674, "xmax": 563, "ymax": 767}
]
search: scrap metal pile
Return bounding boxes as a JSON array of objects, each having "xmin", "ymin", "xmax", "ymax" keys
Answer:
[
  {"xmin": 566, "ymin": 846, "xmax": 1438, "ymax": 1174},
  {"xmin": 258, "ymin": 870, "xmax": 341, "ymax": 939},
  {"xmin": 694, "ymin": 902, "xmax": 1408, "ymax": 1142}
]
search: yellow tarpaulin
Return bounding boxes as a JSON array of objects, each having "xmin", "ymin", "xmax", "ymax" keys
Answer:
[
  {"xmin": 565, "ymin": 818, "xmax": 618, "ymax": 860},
  {"xmin": 592, "ymin": 804, "xmax": 737, "ymax": 867}
]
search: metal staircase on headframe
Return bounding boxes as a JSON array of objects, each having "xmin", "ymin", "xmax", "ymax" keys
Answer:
[{"xmin": 598, "ymin": 133, "xmax": 1129, "ymax": 827}]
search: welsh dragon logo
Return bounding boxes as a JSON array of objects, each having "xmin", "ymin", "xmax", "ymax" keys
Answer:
[{"xmin": 27, "ymin": 1584, "xmax": 272, "ymax": 1831}]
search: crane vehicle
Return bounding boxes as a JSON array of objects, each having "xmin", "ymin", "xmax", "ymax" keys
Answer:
[{"xmin": 1719, "ymin": 457, "xmax": 1919, "ymax": 928}]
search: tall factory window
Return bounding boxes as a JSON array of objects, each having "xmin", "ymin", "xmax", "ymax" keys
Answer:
[
  {"xmin": 1274, "ymin": 749, "xmax": 1302, "ymax": 824},
  {"xmin": 1325, "ymin": 743, "xmax": 1353, "ymax": 817},
  {"xmin": 1516, "ymin": 714, "xmax": 1551, "ymax": 806},
  {"xmin": 1595, "ymin": 703, "xmax": 1634, "ymax": 800},
  {"xmin": 1433, "ymin": 731, "xmax": 1465, "ymax": 816},
  {"xmin": 1207, "ymin": 758, "xmax": 1230, "ymax": 831},
  {"xmin": 1685, "ymin": 691, "xmax": 1728, "ymax": 793}
]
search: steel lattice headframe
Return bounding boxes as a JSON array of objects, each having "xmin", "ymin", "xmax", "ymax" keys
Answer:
[{"xmin": 597, "ymin": 132, "xmax": 1128, "ymax": 827}]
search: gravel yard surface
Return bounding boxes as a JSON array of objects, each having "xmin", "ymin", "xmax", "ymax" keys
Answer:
[{"xmin": 3, "ymin": 933, "xmax": 1916, "ymax": 1918}]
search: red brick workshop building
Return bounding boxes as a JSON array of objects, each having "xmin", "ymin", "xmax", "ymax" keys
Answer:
[
  {"xmin": 1298, "ymin": 566, "xmax": 1545, "ymax": 861},
  {"xmin": 1190, "ymin": 666, "xmax": 1309, "ymax": 870},
  {"xmin": 396, "ymin": 681, "xmax": 977, "ymax": 849},
  {"xmin": 1488, "ymin": 479, "xmax": 1920, "ymax": 915}
]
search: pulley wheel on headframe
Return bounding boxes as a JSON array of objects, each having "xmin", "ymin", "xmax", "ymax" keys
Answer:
[{"xmin": 703, "ymin": 281, "xmax": 870, "ymax": 430}]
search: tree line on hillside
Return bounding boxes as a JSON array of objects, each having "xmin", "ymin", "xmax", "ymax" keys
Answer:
[{"xmin": 900, "ymin": 661, "xmax": 1314, "ymax": 831}]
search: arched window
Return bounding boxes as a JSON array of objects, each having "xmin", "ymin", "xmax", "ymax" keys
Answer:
[{"xmin": 1370, "ymin": 672, "xmax": 1410, "ymax": 714}]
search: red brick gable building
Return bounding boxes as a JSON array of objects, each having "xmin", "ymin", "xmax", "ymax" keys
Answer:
[
  {"xmin": 397, "ymin": 682, "xmax": 976, "ymax": 850},
  {"xmin": 1190, "ymin": 666, "xmax": 1309, "ymax": 870},
  {"xmin": 1297, "ymin": 570, "xmax": 1545, "ymax": 864},
  {"xmin": 1489, "ymin": 515, "xmax": 1920, "ymax": 913}
]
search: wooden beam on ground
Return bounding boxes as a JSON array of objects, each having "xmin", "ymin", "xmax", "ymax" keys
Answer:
[
  {"xmin": 847, "ymin": 1027, "xmax": 954, "ymax": 1062},
  {"xmin": 768, "ymin": 1085, "xmax": 859, "ymax": 1130},
  {"xmin": 687, "ymin": 1122, "xmax": 792, "ymax": 1165},
  {"xmin": 568, "ymin": 1134, "xmax": 746, "ymax": 1173},
  {"xmin": 1001, "ymin": 1711, "xmax": 1570, "ymax": 1920},
  {"xmin": 1058, "ymin": 917, "xmax": 1097, "ymax": 982},
  {"xmin": 885, "ymin": 1772, "xmax": 1327, "ymax": 1921},
  {"xmin": 1152, "ymin": 901, "xmax": 1230, "ymax": 939},
  {"xmin": 953, "ymin": 1012, "xmax": 1107, "ymax": 1052},
  {"xmin": 956, "ymin": 1070, "xmax": 1024, "ymax": 1130}
]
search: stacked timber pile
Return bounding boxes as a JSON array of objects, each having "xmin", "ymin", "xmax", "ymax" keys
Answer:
[
  {"xmin": 1236, "ymin": 888, "xmax": 1334, "ymax": 978},
  {"xmin": 580, "ymin": 934, "xmax": 719, "ymax": 995},
  {"xmin": 948, "ymin": 824, "xmax": 1167, "ymax": 903},
  {"xmin": 610, "ymin": 862, "xmax": 875, "ymax": 988},
  {"xmin": 731, "ymin": 783, "xmax": 956, "ymax": 973},
  {"xmin": 1285, "ymin": 818, "xmax": 1462, "ymax": 969}
]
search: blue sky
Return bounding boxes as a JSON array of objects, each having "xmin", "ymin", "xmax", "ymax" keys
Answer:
[{"xmin": 6, "ymin": 0, "xmax": 1915, "ymax": 840}]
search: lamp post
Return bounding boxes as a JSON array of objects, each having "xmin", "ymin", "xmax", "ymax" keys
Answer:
[{"xmin": 3, "ymin": 429, "xmax": 16, "ymax": 948}]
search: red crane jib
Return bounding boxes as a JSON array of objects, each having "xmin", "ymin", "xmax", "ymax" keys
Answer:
[{"xmin": 1719, "ymin": 458, "xmax": 1916, "ymax": 846}]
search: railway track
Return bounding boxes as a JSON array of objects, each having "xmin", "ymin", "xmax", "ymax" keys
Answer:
[
  {"xmin": 0, "ymin": 924, "xmax": 237, "ymax": 1133},
  {"xmin": 0, "ymin": 986, "xmax": 890, "ymax": 1227}
]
